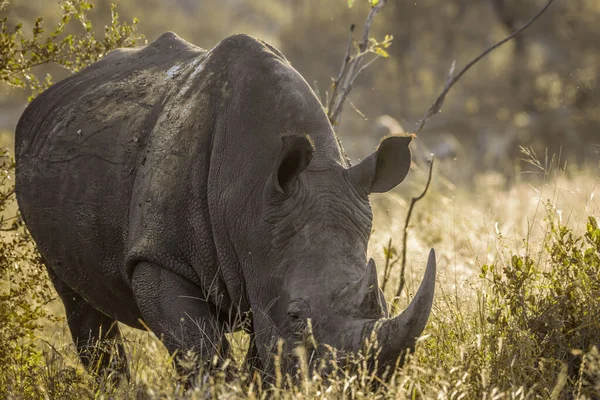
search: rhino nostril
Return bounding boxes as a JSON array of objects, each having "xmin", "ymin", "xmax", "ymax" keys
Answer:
[
  {"xmin": 287, "ymin": 310, "xmax": 299, "ymax": 320},
  {"xmin": 287, "ymin": 312, "xmax": 308, "ymax": 340},
  {"xmin": 287, "ymin": 298, "xmax": 310, "ymax": 318},
  {"xmin": 288, "ymin": 311, "xmax": 304, "ymax": 325},
  {"xmin": 287, "ymin": 298, "xmax": 311, "ymax": 337}
]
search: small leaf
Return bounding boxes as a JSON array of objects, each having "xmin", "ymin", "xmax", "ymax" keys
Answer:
[
  {"xmin": 348, "ymin": 0, "xmax": 355, "ymax": 7},
  {"xmin": 374, "ymin": 47, "xmax": 389, "ymax": 58},
  {"xmin": 371, "ymin": 0, "xmax": 380, "ymax": 6}
]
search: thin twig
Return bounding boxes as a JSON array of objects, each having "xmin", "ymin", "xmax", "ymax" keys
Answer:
[
  {"xmin": 358, "ymin": 1, "xmax": 384, "ymax": 53},
  {"xmin": 313, "ymin": 80, "xmax": 321, "ymax": 104},
  {"xmin": 348, "ymin": 98, "xmax": 367, "ymax": 120},
  {"xmin": 329, "ymin": 82, "xmax": 355, "ymax": 127},
  {"xmin": 413, "ymin": 0, "xmax": 555, "ymax": 135},
  {"xmin": 353, "ymin": 53, "xmax": 382, "ymax": 79},
  {"xmin": 381, "ymin": 238, "xmax": 393, "ymax": 292},
  {"xmin": 382, "ymin": 240, "xmax": 401, "ymax": 294},
  {"xmin": 395, "ymin": 156, "xmax": 435, "ymax": 301}
]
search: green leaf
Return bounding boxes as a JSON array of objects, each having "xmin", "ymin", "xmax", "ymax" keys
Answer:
[
  {"xmin": 371, "ymin": 0, "xmax": 380, "ymax": 6},
  {"xmin": 348, "ymin": 0, "xmax": 355, "ymax": 7},
  {"xmin": 374, "ymin": 47, "xmax": 389, "ymax": 58}
]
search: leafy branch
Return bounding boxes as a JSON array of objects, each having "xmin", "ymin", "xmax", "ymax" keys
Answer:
[
  {"xmin": 327, "ymin": 0, "xmax": 391, "ymax": 129},
  {"xmin": 0, "ymin": 0, "xmax": 143, "ymax": 100}
]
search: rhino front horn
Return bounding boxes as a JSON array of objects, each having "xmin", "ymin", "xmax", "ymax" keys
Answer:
[{"xmin": 374, "ymin": 248, "xmax": 436, "ymax": 368}]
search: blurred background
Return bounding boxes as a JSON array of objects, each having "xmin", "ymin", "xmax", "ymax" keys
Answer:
[{"xmin": 2, "ymin": 0, "xmax": 599, "ymax": 184}]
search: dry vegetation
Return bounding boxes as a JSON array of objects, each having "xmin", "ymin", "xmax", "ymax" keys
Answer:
[{"xmin": 1, "ymin": 149, "xmax": 599, "ymax": 399}]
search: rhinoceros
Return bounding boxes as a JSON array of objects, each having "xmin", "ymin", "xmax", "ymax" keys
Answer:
[{"xmin": 15, "ymin": 32, "xmax": 436, "ymax": 378}]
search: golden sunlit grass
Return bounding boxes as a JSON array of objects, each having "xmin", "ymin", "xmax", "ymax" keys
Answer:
[{"xmin": 2, "ymin": 151, "xmax": 599, "ymax": 399}]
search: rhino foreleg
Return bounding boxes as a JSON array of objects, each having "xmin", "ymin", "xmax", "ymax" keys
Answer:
[
  {"xmin": 130, "ymin": 262, "xmax": 231, "ymax": 380},
  {"xmin": 243, "ymin": 333, "xmax": 264, "ymax": 374},
  {"xmin": 48, "ymin": 268, "xmax": 128, "ymax": 379}
]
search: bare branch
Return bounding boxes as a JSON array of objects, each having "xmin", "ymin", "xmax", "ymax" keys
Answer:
[
  {"xmin": 328, "ymin": 24, "xmax": 355, "ymax": 114},
  {"xmin": 353, "ymin": 53, "xmax": 382, "ymax": 79},
  {"xmin": 328, "ymin": 0, "xmax": 387, "ymax": 129},
  {"xmin": 381, "ymin": 238, "xmax": 401, "ymax": 293},
  {"xmin": 413, "ymin": 0, "xmax": 555, "ymax": 135},
  {"xmin": 329, "ymin": 82, "xmax": 354, "ymax": 126},
  {"xmin": 330, "ymin": 53, "xmax": 382, "ymax": 124},
  {"xmin": 348, "ymin": 97, "xmax": 367, "ymax": 120},
  {"xmin": 394, "ymin": 156, "xmax": 435, "ymax": 303},
  {"xmin": 381, "ymin": 238, "xmax": 393, "ymax": 292},
  {"xmin": 358, "ymin": 1, "xmax": 385, "ymax": 53},
  {"xmin": 313, "ymin": 80, "xmax": 321, "ymax": 104}
]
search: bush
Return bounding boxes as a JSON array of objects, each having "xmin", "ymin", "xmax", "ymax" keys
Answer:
[
  {"xmin": 482, "ymin": 207, "xmax": 600, "ymax": 396},
  {"xmin": 1, "ymin": 0, "xmax": 142, "ymax": 99},
  {"xmin": 0, "ymin": 151, "xmax": 82, "ymax": 397},
  {"xmin": 0, "ymin": 1, "xmax": 141, "ymax": 397}
]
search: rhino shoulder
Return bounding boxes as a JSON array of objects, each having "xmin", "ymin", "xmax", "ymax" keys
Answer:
[{"xmin": 99, "ymin": 31, "xmax": 201, "ymax": 70}]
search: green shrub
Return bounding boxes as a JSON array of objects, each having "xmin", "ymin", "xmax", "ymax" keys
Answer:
[
  {"xmin": 0, "ymin": 1, "xmax": 141, "ymax": 397},
  {"xmin": 1, "ymin": 0, "xmax": 143, "ymax": 99},
  {"xmin": 481, "ymin": 206, "xmax": 600, "ymax": 396}
]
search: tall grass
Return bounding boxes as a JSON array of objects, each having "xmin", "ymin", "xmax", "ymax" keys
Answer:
[{"xmin": 1, "ymin": 150, "xmax": 599, "ymax": 399}]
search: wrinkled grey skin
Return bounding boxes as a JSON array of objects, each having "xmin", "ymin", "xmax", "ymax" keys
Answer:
[{"xmin": 15, "ymin": 32, "xmax": 436, "ymax": 378}]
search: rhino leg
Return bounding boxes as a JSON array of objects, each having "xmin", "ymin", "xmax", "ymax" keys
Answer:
[
  {"xmin": 131, "ymin": 262, "xmax": 230, "ymax": 379},
  {"xmin": 243, "ymin": 333, "xmax": 264, "ymax": 374},
  {"xmin": 48, "ymin": 268, "xmax": 128, "ymax": 379}
]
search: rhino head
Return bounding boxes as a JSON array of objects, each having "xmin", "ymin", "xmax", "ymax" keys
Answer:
[{"xmin": 243, "ymin": 133, "xmax": 436, "ymax": 374}]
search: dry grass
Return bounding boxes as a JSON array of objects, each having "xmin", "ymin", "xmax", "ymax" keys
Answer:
[{"xmin": 2, "ymin": 155, "xmax": 600, "ymax": 399}]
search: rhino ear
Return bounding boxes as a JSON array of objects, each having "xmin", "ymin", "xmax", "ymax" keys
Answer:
[
  {"xmin": 272, "ymin": 135, "xmax": 314, "ymax": 194},
  {"xmin": 347, "ymin": 135, "xmax": 412, "ymax": 193}
]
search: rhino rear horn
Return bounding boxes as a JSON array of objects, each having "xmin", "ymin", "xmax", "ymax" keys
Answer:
[{"xmin": 337, "ymin": 258, "xmax": 387, "ymax": 318}]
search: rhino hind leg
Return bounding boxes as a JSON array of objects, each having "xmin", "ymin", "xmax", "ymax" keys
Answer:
[
  {"xmin": 131, "ymin": 262, "xmax": 231, "ymax": 380},
  {"xmin": 48, "ymin": 268, "xmax": 129, "ymax": 379}
]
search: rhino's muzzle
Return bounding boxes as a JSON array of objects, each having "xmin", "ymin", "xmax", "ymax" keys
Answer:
[{"xmin": 364, "ymin": 248, "xmax": 436, "ymax": 369}]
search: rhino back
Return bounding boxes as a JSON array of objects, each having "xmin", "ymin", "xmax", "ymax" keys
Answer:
[{"xmin": 14, "ymin": 32, "xmax": 220, "ymax": 325}]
